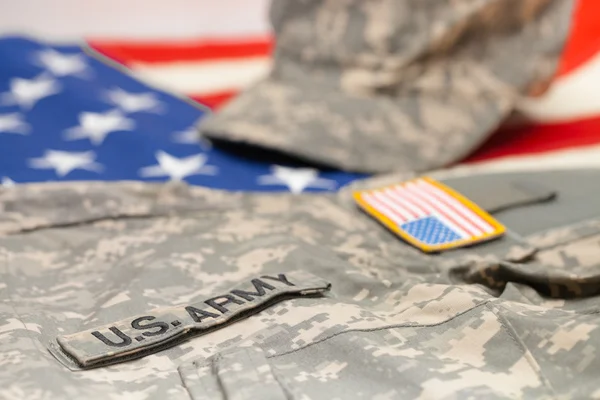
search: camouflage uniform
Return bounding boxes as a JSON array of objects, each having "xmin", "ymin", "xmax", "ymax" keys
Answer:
[
  {"xmin": 198, "ymin": 0, "xmax": 575, "ymax": 174},
  {"xmin": 2, "ymin": 167, "xmax": 600, "ymax": 399}
]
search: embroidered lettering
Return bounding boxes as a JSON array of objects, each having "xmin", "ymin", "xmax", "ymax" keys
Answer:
[
  {"xmin": 230, "ymin": 278, "xmax": 276, "ymax": 301},
  {"xmin": 54, "ymin": 271, "xmax": 330, "ymax": 370},
  {"xmin": 262, "ymin": 273, "xmax": 295, "ymax": 286},
  {"xmin": 204, "ymin": 294, "xmax": 245, "ymax": 314},
  {"xmin": 185, "ymin": 306, "xmax": 219, "ymax": 323},
  {"xmin": 91, "ymin": 327, "xmax": 132, "ymax": 348},
  {"xmin": 131, "ymin": 316, "xmax": 169, "ymax": 337}
]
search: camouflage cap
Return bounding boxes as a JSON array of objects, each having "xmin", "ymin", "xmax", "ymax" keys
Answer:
[{"xmin": 198, "ymin": 0, "xmax": 574, "ymax": 174}]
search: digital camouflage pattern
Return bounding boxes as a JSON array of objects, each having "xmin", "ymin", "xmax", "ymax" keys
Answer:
[
  {"xmin": 198, "ymin": 0, "xmax": 575, "ymax": 173},
  {"xmin": 1, "ymin": 168, "xmax": 600, "ymax": 399}
]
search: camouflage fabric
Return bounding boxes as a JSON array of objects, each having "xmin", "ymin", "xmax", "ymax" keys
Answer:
[
  {"xmin": 198, "ymin": 0, "xmax": 574, "ymax": 174},
  {"xmin": 2, "ymin": 168, "xmax": 600, "ymax": 399}
]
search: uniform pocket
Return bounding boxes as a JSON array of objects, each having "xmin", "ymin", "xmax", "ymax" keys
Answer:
[
  {"xmin": 456, "ymin": 219, "xmax": 600, "ymax": 299},
  {"xmin": 527, "ymin": 218, "xmax": 600, "ymax": 269},
  {"xmin": 178, "ymin": 347, "xmax": 293, "ymax": 400},
  {"xmin": 523, "ymin": 219, "xmax": 600, "ymax": 299},
  {"xmin": 179, "ymin": 303, "xmax": 555, "ymax": 399},
  {"xmin": 492, "ymin": 300, "xmax": 600, "ymax": 399}
]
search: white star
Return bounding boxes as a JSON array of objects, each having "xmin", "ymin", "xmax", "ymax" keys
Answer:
[
  {"xmin": 1, "ymin": 177, "xmax": 15, "ymax": 187},
  {"xmin": 139, "ymin": 151, "xmax": 217, "ymax": 181},
  {"xmin": 0, "ymin": 113, "xmax": 30, "ymax": 135},
  {"xmin": 0, "ymin": 74, "xmax": 61, "ymax": 110},
  {"xmin": 105, "ymin": 88, "xmax": 164, "ymax": 114},
  {"xmin": 257, "ymin": 165, "xmax": 338, "ymax": 194},
  {"xmin": 171, "ymin": 126, "xmax": 212, "ymax": 150},
  {"xmin": 63, "ymin": 110, "xmax": 135, "ymax": 145},
  {"xmin": 35, "ymin": 49, "xmax": 88, "ymax": 77},
  {"xmin": 28, "ymin": 150, "xmax": 103, "ymax": 177}
]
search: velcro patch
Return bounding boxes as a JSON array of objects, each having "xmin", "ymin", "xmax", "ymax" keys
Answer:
[
  {"xmin": 51, "ymin": 271, "xmax": 331, "ymax": 369},
  {"xmin": 353, "ymin": 176, "xmax": 505, "ymax": 252}
]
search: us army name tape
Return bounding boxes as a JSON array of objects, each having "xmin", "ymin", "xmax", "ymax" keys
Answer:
[{"xmin": 54, "ymin": 271, "xmax": 331, "ymax": 368}]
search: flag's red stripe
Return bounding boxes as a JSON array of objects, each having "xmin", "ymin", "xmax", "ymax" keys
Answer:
[
  {"xmin": 374, "ymin": 191, "xmax": 414, "ymax": 221},
  {"xmin": 87, "ymin": 36, "xmax": 273, "ymax": 66},
  {"xmin": 465, "ymin": 116, "xmax": 600, "ymax": 163},
  {"xmin": 190, "ymin": 91, "xmax": 237, "ymax": 110},
  {"xmin": 363, "ymin": 193, "xmax": 407, "ymax": 224},
  {"xmin": 380, "ymin": 189, "xmax": 419, "ymax": 221},
  {"xmin": 386, "ymin": 187, "xmax": 424, "ymax": 219},
  {"xmin": 556, "ymin": 0, "xmax": 600, "ymax": 77},
  {"xmin": 418, "ymin": 180, "xmax": 493, "ymax": 233}
]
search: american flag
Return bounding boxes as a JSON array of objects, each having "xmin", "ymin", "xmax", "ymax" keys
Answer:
[
  {"xmin": 1, "ymin": 0, "xmax": 600, "ymax": 191},
  {"xmin": 0, "ymin": 36, "xmax": 365, "ymax": 192},
  {"xmin": 354, "ymin": 178, "xmax": 504, "ymax": 251}
]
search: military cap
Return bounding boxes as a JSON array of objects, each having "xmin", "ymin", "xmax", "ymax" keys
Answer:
[{"xmin": 198, "ymin": 0, "xmax": 575, "ymax": 173}]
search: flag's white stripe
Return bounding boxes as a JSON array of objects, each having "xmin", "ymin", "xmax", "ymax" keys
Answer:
[
  {"xmin": 390, "ymin": 185, "xmax": 470, "ymax": 239},
  {"xmin": 405, "ymin": 182, "xmax": 484, "ymax": 237},
  {"xmin": 415, "ymin": 180, "xmax": 494, "ymax": 234},
  {"xmin": 517, "ymin": 51, "xmax": 600, "ymax": 123},
  {"xmin": 386, "ymin": 186, "xmax": 429, "ymax": 219},
  {"xmin": 437, "ymin": 144, "xmax": 600, "ymax": 179},
  {"xmin": 383, "ymin": 187, "xmax": 426, "ymax": 218},
  {"xmin": 419, "ymin": 180, "xmax": 494, "ymax": 233},
  {"xmin": 0, "ymin": 0, "xmax": 271, "ymax": 41},
  {"xmin": 371, "ymin": 191, "xmax": 413, "ymax": 222},
  {"xmin": 130, "ymin": 57, "xmax": 271, "ymax": 96},
  {"xmin": 362, "ymin": 193, "xmax": 405, "ymax": 225}
]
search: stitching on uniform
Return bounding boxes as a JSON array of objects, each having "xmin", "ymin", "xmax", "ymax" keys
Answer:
[
  {"xmin": 268, "ymin": 300, "xmax": 490, "ymax": 359},
  {"xmin": 486, "ymin": 302, "xmax": 559, "ymax": 399},
  {"xmin": 212, "ymin": 354, "xmax": 229, "ymax": 400},
  {"xmin": 579, "ymin": 309, "xmax": 600, "ymax": 315},
  {"xmin": 3, "ymin": 207, "xmax": 231, "ymax": 236},
  {"xmin": 269, "ymin": 363, "xmax": 298, "ymax": 400},
  {"xmin": 534, "ymin": 230, "xmax": 600, "ymax": 252},
  {"xmin": 178, "ymin": 363, "xmax": 204, "ymax": 400},
  {"xmin": 526, "ymin": 219, "xmax": 600, "ymax": 252},
  {"xmin": 245, "ymin": 349, "xmax": 295, "ymax": 400}
]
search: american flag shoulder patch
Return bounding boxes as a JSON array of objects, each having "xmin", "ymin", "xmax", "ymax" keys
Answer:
[{"xmin": 353, "ymin": 176, "xmax": 506, "ymax": 252}]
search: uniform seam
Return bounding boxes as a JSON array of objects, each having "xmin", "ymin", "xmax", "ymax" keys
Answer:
[
  {"xmin": 486, "ymin": 302, "xmax": 559, "ymax": 399},
  {"xmin": 267, "ymin": 300, "xmax": 490, "ymax": 359},
  {"xmin": 579, "ymin": 309, "xmax": 600, "ymax": 315},
  {"xmin": 1, "ymin": 207, "xmax": 232, "ymax": 236},
  {"xmin": 526, "ymin": 220, "xmax": 600, "ymax": 252},
  {"xmin": 256, "ymin": 355, "xmax": 296, "ymax": 400}
]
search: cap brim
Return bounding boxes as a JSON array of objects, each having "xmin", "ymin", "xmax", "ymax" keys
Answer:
[{"xmin": 198, "ymin": 73, "xmax": 513, "ymax": 174}]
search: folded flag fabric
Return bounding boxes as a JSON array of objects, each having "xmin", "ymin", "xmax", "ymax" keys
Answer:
[{"xmin": 0, "ymin": 37, "xmax": 366, "ymax": 192}]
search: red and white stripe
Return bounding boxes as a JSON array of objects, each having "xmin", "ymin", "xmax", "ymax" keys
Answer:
[
  {"xmin": 2, "ymin": 0, "xmax": 599, "ymax": 171},
  {"xmin": 460, "ymin": 0, "xmax": 600, "ymax": 171},
  {"xmin": 360, "ymin": 179, "xmax": 495, "ymax": 239},
  {"xmin": 87, "ymin": 36, "xmax": 273, "ymax": 109}
]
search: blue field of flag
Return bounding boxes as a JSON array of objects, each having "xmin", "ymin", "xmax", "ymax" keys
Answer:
[
  {"xmin": 0, "ymin": 36, "xmax": 366, "ymax": 192},
  {"xmin": 400, "ymin": 216, "xmax": 464, "ymax": 245}
]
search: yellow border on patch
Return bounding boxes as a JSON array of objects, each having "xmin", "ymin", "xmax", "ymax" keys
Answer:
[{"xmin": 352, "ymin": 176, "xmax": 506, "ymax": 253}]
